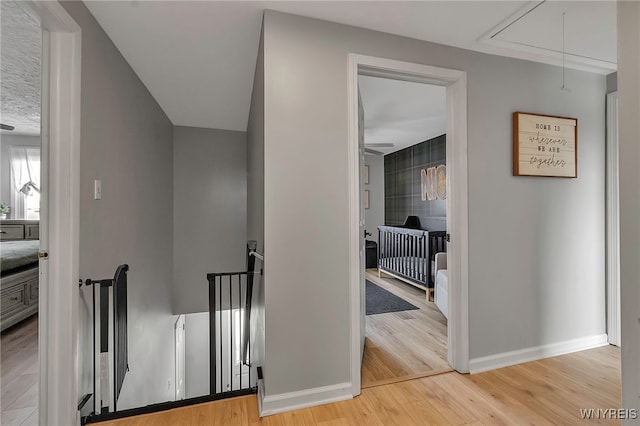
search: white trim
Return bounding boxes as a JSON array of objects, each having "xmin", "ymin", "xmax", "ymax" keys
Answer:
[
  {"xmin": 445, "ymin": 71, "xmax": 470, "ymax": 374},
  {"xmin": 347, "ymin": 55, "xmax": 361, "ymax": 396},
  {"xmin": 469, "ymin": 334, "xmax": 609, "ymax": 374},
  {"xmin": 348, "ymin": 54, "xmax": 470, "ymax": 398},
  {"xmin": 259, "ymin": 382, "xmax": 352, "ymax": 417},
  {"xmin": 605, "ymin": 91, "xmax": 620, "ymax": 347},
  {"xmin": 25, "ymin": 2, "xmax": 81, "ymax": 425}
]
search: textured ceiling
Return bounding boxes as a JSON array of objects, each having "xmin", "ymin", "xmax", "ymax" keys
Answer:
[
  {"xmin": 0, "ymin": 1, "xmax": 41, "ymax": 136},
  {"xmin": 359, "ymin": 76, "xmax": 446, "ymax": 156}
]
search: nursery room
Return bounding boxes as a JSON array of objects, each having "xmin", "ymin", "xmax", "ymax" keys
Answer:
[{"xmin": 358, "ymin": 75, "xmax": 451, "ymax": 387}]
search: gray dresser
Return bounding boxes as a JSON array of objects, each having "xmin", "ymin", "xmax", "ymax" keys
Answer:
[
  {"xmin": 0, "ymin": 220, "xmax": 40, "ymax": 241},
  {"xmin": 1, "ymin": 220, "xmax": 40, "ymax": 331}
]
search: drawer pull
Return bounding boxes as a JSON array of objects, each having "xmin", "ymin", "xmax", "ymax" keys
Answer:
[
  {"xmin": 0, "ymin": 231, "xmax": 6, "ymax": 234},
  {"xmin": 10, "ymin": 296, "xmax": 19, "ymax": 301}
]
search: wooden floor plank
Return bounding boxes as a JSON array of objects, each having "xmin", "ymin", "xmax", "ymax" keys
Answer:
[
  {"xmin": 362, "ymin": 269, "xmax": 451, "ymax": 387},
  {"xmin": 94, "ymin": 345, "xmax": 621, "ymax": 426},
  {"xmin": 1, "ymin": 316, "xmax": 38, "ymax": 422}
]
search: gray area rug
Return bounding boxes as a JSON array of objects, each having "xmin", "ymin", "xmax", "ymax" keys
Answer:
[{"xmin": 366, "ymin": 280, "xmax": 419, "ymax": 315}]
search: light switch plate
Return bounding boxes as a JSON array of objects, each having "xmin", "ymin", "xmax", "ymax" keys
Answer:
[{"xmin": 94, "ymin": 180, "xmax": 102, "ymax": 200}]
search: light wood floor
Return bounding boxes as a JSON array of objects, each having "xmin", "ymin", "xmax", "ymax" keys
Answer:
[
  {"xmin": 362, "ymin": 269, "xmax": 451, "ymax": 388},
  {"xmin": 0, "ymin": 315, "xmax": 39, "ymax": 426},
  {"xmin": 96, "ymin": 345, "xmax": 621, "ymax": 426}
]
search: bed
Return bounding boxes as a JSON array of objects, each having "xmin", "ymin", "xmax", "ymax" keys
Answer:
[
  {"xmin": 1, "ymin": 240, "xmax": 40, "ymax": 331},
  {"xmin": 377, "ymin": 225, "xmax": 446, "ymax": 301}
]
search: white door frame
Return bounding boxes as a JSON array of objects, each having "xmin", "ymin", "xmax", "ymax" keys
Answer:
[
  {"xmin": 24, "ymin": 1, "xmax": 81, "ymax": 425},
  {"xmin": 605, "ymin": 91, "xmax": 620, "ymax": 347},
  {"xmin": 348, "ymin": 54, "xmax": 469, "ymax": 396}
]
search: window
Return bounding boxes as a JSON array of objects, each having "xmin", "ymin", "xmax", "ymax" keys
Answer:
[{"xmin": 9, "ymin": 146, "xmax": 40, "ymax": 220}]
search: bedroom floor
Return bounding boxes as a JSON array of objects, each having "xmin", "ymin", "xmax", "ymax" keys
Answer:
[
  {"xmin": 362, "ymin": 269, "xmax": 451, "ymax": 388},
  {"xmin": 1, "ymin": 315, "xmax": 38, "ymax": 426}
]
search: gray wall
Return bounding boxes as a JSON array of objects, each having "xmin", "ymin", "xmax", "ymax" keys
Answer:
[
  {"xmin": 173, "ymin": 126, "xmax": 247, "ymax": 315},
  {"xmin": 0, "ymin": 134, "xmax": 40, "ymax": 213},
  {"xmin": 246, "ymin": 23, "xmax": 265, "ymax": 376},
  {"xmin": 364, "ymin": 153, "xmax": 384, "ymax": 244},
  {"xmin": 384, "ymin": 135, "xmax": 446, "ymax": 229},
  {"xmin": 260, "ymin": 10, "xmax": 606, "ymax": 397},
  {"xmin": 618, "ymin": 0, "xmax": 640, "ymax": 416},
  {"xmin": 61, "ymin": 1, "xmax": 176, "ymax": 410}
]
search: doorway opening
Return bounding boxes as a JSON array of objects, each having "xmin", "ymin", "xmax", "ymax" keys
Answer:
[
  {"xmin": 358, "ymin": 75, "xmax": 452, "ymax": 387},
  {"xmin": 1, "ymin": 2, "xmax": 43, "ymax": 424},
  {"xmin": 348, "ymin": 55, "xmax": 469, "ymax": 395}
]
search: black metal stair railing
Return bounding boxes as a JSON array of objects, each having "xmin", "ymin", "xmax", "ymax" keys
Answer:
[
  {"xmin": 207, "ymin": 241, "xmax": 262, "ymax": 397},
  {"xmin": 78, "ymin": 264, "xmax": 130, "ymax": 422}
]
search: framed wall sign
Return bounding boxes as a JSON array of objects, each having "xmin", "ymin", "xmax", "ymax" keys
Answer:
[{"xmin": 513, "ymin": 112, "xmax": 578, "ymax": 178}]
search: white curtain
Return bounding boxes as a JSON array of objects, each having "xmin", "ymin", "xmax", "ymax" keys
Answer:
[{"xmin": 9, "ymin": 147, "xmax": 41, "ymax": 219}]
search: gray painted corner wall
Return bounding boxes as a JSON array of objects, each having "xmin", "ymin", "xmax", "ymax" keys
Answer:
[
  {"xmin": 246, "ymin": 22, "xmax": 265, "ymax": 377},
  {"xmin": 617, "ymin": 0, "xmax": 640, "ymax": 417},
  {"xmin": 173, "ymin": 126, "xmax": 247, "ymax": 315},
  {"xmin": 364, "ymin": 153, "xmax": 384, "ymax": 244},
  {"xmin": 0, "ymin": 134, "xmax": 40, "ymax": 211},
  {"xmin": 261, "ymin": 9, "xmax": 606, "ymax": 397},
  {"xmin": 61, "ymin": 1, "xmax": 176, "ymax": 409},
  {"xmin": 247, "ymin": 23, "xmax": 265, "ymax": 254}
]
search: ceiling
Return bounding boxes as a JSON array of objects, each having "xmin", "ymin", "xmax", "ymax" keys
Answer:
[
  {"xmin": 1, "ymin": 1, "xmax": 617, "ymax": 136},
  {"xmin": 84, "ymin": 0, "xmax": 615, "ymax": 132},
  {"xmin": 0, "ymin": 1, "xmax": 41, "ymax": 135},
  {"xmin": 359, "ymin": 76, "xmax": 446, "ymax": 156}
]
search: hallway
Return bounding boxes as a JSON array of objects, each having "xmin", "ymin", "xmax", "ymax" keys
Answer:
[{"xmin": 93, "ymin": 345, "xmax": 621, "ymax": 425}]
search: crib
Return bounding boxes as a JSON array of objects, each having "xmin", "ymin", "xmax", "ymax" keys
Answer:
[{"xmin": 377, "ymin": 225, "xmax": 446, "ymax": 301}]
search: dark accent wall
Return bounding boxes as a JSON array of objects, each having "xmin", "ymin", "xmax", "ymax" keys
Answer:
[{"xmin": 384, "ymin": 134, "xmax": 446, "ymax": 230}]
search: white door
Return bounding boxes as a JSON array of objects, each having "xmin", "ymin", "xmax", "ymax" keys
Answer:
[
  {"xmin": 358, "ymin": 88, "xmax": 366, "ymax": 358},
  {"xmin": 175, "ymin": 315, "xmax": 186, "ymax": 400}
]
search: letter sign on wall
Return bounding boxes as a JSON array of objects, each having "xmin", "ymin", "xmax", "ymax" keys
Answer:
[{"xmin": 513, "ymin": 112, "xmax": 578, "ymax": 178}]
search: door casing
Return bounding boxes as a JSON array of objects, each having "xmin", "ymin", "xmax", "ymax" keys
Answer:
[{"xmin": 347, "ymin": 54, "xmax": 469, "ymax": 396}]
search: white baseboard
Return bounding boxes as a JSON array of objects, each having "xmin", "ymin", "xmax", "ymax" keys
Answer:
[
  {"xmin": 258, "ymin": 381, "xmax": 353, "ymax": 417},
  {"xmin": 469, "ymin": 334, "xmax": 609, "ymax": 374}
]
